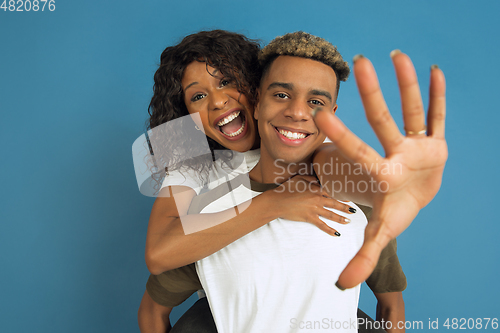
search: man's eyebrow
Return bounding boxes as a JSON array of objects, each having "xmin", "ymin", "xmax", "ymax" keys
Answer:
[
  {"xmin": 310, "ymin": 89, "xmax": 332, "ymax": 103},
  {"xmin": 267, "ymin": 82, "xmax": 294, "ymax": 90}
]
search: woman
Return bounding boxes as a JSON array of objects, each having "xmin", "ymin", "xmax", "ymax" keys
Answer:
[{"xmin": 145, "ymin": 29, "xmax": 353, "ymax": 272}]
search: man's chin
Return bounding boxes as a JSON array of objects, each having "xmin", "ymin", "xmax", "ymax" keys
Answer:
[{"xmin": 272, "ymin": 154, "xmax": 313, "ymax": 168}]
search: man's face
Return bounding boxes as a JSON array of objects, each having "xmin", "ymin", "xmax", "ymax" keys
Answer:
[{"xmin": 255, "ymin": 55, "xmax": 338, "ymax": 165}]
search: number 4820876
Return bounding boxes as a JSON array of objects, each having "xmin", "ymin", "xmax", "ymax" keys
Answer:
[{"xmin": 1, "ymin": 0, "xmax": 56, "ymax": 11}]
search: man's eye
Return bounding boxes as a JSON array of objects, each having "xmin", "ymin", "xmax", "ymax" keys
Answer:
[
  {"xmin": 275, "ymin": 93, "xmax": 288, "ymax": 99},
  {"xmin": 310, "ymin": 99, "xmax": 324, "ymax": 106},
  {"xmin": 191, "ymin": 93, "xmax": 206, "ymax": 102}
]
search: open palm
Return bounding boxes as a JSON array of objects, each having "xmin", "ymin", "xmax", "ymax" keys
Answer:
[{"xmin": 314, "ymin": 51, "xmax": 447, "ymax": 289}]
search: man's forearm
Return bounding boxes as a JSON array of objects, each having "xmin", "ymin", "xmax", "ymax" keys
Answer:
[
  {"xmin": 375, "ymin": 292, "xmax": 405, "ymax": 333},
  {"xmin": 138, "ymin": 290, "xmax": 172, "ymax": 333}
]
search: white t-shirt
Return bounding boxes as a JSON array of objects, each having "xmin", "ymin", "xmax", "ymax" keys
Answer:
[
  {"xmin": 191, "ymin": 177, "xmax": 367, "ymax": 333},
  {"xmin": 161, "ymin": 149, "xmax": 260, "ymax": 194},
  {"xmin": 160, "ymin": 149, "xmax": 260, "ymax": 234}
]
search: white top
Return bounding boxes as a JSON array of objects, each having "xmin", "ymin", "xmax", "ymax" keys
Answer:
[
  {"xmin": 161, "ymin": 149, "xmax": 260, "ymax": 235},
  {"xmin": 193, "ymin": 179, "xmax": 367, "ymax": 333},
  {"xmin": 161, "ymin": 149, "xmax": 260, "ymax": 194}
]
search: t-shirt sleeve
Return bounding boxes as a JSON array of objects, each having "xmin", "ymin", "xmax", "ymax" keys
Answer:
[
  {"xmin": 357, "ymin": 204, "xmax": 407, "ymax": 293},
  {"xmin": 145, "ymin": 263, "xmax": 203, "ymax": 307},
  {"xmin": 161, "ymin": 168, "xmax": 205, "ymax": 195}
]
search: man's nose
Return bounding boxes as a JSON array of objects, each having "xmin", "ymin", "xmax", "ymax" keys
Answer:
[{"xmin": 283, "ymin": 100, "xmax": 311, "ymax": 121}]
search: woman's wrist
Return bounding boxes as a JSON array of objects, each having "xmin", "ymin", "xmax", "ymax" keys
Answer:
[{"xmin": 250, "ymin": 190, "xmax": 284, "ymax": 222}]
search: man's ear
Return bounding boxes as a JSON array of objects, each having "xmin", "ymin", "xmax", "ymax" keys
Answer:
[{"xmin": 332, "ymin": 104, "xmax": 338, "ymax": 114}]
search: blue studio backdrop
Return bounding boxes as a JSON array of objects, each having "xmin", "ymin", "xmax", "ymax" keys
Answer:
[{"xmin": 1, "ymin": 0, "xmax": 499, "ymax": 332}]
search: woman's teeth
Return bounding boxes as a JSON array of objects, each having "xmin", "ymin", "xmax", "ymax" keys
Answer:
[
  {"xmin": 278, "ymin": 129, "xmax": 307, "ymax": 140},
  {"xmin": 224, "ymin": 122, "xmax": 245, "ymax": 137},
  {"xmin": 217, "ymin": 111, "xmax": 245, "ymax": 137},
  {"xmin": 217, "ymin": 111, "xmax": 240, "ymax": 126}
]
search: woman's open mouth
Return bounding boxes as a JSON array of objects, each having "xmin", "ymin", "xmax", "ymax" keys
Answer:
[{"xmin": 216, "ymin": 110, "xmax": 247, "ymax": 139}]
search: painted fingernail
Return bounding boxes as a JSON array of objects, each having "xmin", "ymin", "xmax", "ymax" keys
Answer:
[
  {"xmin": 348, "ymin": 207, "xmax": 356, "ymax": 214},
  {"xmin": 335, "ymin": 281, "xmax": 346, "ymax": 291},
  {"xmin": 431, "ymin": 64, "xmax": 439, "ymax": 70},
  {"xmin": 390, "ymin": 49, "xmax": 402, "ymax": 58},
  {"xmin": 311, "ymin": 107, "xmax": 322, "ymax": 117},
  {"xmin": 335, "ymin": 231, "xmax": 341, "ymax": 237},
  {"xmin": 344, "ymin": 218, "xmax": 351, "ymax": 224},
  {"xmin": 353, "ymin": 54, "xmax": 364, "ymax": 63}
]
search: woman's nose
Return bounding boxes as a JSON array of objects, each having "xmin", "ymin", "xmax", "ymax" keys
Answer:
[{"xmin": 210, "ymin": 90, "xmax": 229, "ymax": 110}]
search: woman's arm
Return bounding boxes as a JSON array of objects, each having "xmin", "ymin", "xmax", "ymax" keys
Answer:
[{"xmin": 146, "ymin": 176, "xmax": 354, "ymax": 275}]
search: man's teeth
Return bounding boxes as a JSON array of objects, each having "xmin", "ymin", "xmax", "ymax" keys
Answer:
[
  {"xmin": 278, "ymin": 129, "xmax": 307, "ymax": 140},
  {"xmin": 217, "ymin": 111, "xmax": 240, "ymax": 126},
  {"xmin": 223, "ymin": 122, "xmax": 245, "ymax": 137}
]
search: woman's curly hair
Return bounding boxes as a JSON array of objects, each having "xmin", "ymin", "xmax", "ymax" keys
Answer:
[{"xmin": 146, "ymin": 30, "xmax": 261, "ymax": 191}]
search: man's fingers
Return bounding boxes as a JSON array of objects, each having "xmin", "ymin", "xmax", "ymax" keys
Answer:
[
  {"xmin": 335, "ymin": 235, "xmax": 389, "ymax": 290},
  {"xmin": 353, "ymin": 55, "xmax": 402, "ymax": 154},
  {"xmin": 391, "ymin": 51, "xmax": 427, "ymax": 137},
  {"xmin": 427, "ymin": 65, "xmax": 446, "ymax": 139},
  {"xmin": 314, "ymin": 109, "xmax": 382, "ymax": 168}
]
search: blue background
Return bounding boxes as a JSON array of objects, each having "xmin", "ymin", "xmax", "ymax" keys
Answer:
[{"xmin": 1, "ymin": 0, "xmax": 499, "ymax": 331}]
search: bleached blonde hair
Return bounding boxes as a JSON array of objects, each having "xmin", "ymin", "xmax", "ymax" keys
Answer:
[{"xmin": 259, "ymin": 31, "xmax": 350, "ymax": 95}]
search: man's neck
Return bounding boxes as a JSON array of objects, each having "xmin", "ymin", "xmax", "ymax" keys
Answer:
[{"xmin": 249, "ymin": 149, "xmax": 314, "ymax": 184}]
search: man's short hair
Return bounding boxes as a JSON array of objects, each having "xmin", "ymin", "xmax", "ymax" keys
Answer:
[{"xmin": 259, "ymin": 31, "xmax": 350, "ymax": 96}]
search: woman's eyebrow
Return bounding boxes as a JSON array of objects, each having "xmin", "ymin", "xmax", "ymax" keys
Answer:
[{"xmin": 183, "ymin": 82, "xmax": 198, "ymax": 91}]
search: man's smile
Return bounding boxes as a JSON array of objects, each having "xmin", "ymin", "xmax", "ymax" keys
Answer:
[{"xmin": 273, "ymin": 125, "xmax": 313, "ymax": 145}]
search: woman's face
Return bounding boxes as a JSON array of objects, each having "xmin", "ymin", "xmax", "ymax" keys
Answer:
[{"xmin": 182, "ymin": 61, "xmax": 259, "ymax": 152}]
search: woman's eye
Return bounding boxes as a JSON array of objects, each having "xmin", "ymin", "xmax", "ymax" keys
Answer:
[
  {"xmin": 191, "ymin": 93, "xmax": 206, "ymax": 102},
  {"xmin": 220, "ymin": 78, "xmax": 232, "ymax": 87}
]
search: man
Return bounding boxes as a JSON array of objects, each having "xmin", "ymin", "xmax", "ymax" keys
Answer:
[{"xmin": 141, "ymin": 32, "xmax": 446, "ymax": 332}]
